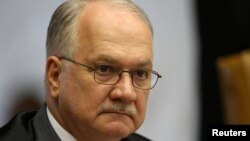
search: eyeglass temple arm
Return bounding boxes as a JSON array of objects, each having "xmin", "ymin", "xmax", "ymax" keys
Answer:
[{"xmin": 58, "ymin": 56, "xmax": 95, "ymax": 70}]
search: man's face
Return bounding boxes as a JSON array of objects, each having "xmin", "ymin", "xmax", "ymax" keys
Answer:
[{"xmin": 57, "ymin": 2, "xmax": 153, "ymax": 140}]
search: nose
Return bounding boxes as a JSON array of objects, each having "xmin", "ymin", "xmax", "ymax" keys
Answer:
[{"xmin": 109, "ymin": 73, "xmax": 137, "ymax": 102}]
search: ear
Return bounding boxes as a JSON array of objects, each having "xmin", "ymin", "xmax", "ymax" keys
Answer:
[{"xmin": 46, "ymin": 56, "xmax": 62, "ymax": 98}]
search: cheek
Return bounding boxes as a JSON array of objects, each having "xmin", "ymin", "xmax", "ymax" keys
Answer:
[
  {"xmin": 134, "ymin": 93, "xmax": 149, "ymax": 124},
  {"xmin": 59, "ymin": 70, "xmax": 111, "ymax": 115}
]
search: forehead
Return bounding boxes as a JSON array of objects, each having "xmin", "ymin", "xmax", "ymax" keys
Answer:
[
  {"xmin": 75, "ymin": 1, "xmax": 153, "ymax": 67},
  {"xmin": 77, "ymin": 1, "xmax": 152, "ymax": 38}
]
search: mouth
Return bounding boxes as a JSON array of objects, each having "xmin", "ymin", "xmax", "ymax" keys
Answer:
[
  {"xmin": 101, "ymin": 110, "xmax": 134, "ymax": 119},
  {"xmin": 100, "ymin": 103, "xmax": 136, "ymax": 120}
]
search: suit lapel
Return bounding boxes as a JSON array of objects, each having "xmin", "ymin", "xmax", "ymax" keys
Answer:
[{"xmin": 32, "ymin": 104, "xmax": 61, "ymax": 141}]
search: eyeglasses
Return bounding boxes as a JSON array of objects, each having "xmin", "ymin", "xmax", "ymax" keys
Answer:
[{"xmin": 59, "ymin": 56, "xmax": 162, "ymax": 90}]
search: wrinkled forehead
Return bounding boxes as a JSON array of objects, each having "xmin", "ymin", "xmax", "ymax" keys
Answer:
[{"xmin": 73, "ymin": 1, "xmax": 153, "ymax": 67}]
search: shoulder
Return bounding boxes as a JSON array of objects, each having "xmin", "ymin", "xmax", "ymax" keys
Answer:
[
  {"xmin": 123, "ymin": 132, "xmax": 152, "ymax": 141},
  {"xmin": 0, "ymin": 110, "xmax": 37, "ymax": 141}
]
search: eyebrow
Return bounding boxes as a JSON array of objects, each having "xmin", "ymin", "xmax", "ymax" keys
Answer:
[{"xmin": 87, "ymin": 54, "xmax": 152, "ymax": 69}]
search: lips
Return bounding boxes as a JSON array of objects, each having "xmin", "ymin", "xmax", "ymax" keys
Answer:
[
  {"xmin": 102, "ymin": 110, "xmax": 133, "ymax": 118},
  {"xmin": 100, "ymin": 103, "xmax": 137, "ymax": 119}
]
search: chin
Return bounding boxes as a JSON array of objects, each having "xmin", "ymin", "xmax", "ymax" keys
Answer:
[{"xmin": 102, "ymin": 121, "xmax": 135, "ymax": 138}]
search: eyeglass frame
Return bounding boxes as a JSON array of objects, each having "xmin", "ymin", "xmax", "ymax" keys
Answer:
[{"xmin": 57, "ymin": 56, "xmax": 162, "ymax": 90}]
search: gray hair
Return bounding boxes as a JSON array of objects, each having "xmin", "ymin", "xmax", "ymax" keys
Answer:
[{"xmin": 46, "ymin": 0, "xmax": 153, "ymax": 58}]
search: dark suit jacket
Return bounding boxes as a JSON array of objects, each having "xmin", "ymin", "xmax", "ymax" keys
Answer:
[{"xmin": 0, "ymin": 105, "xmax": 151, "ymax": 141}]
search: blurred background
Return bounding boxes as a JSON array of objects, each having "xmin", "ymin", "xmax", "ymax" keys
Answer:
[{"xmin": 0, "ymin": 0, "xmax": 250, "ymax": 141}]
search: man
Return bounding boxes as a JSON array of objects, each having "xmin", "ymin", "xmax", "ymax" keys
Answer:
[{"xmin": 0, "ymin": 0, "xmax": 161, "ymax": 140}]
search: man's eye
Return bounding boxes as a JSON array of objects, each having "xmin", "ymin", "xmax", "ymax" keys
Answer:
[
  {"xmin": 134, "ymin": 70, "xmax": 148, "ymax": 78},
  {"xmin": 96, "ymin": 65, "xmax": 112, "ymax": 74}
]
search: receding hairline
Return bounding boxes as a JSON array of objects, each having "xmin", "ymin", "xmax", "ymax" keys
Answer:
[
  {"xmin": 75, "ymin": 0, "xmax": 153, "ymax": 36},
  {"xmin": 76, "ymin": 1, "xmax": 152, "ymax": 32},
  {"xmin": 46, "ymin": 0, "xmax": 153, "ymax": 58}
]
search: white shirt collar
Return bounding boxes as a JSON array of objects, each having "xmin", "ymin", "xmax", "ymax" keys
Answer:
[{"xmin": 46, "ymin": 107, "xmax": 77, "ymax": 141}]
